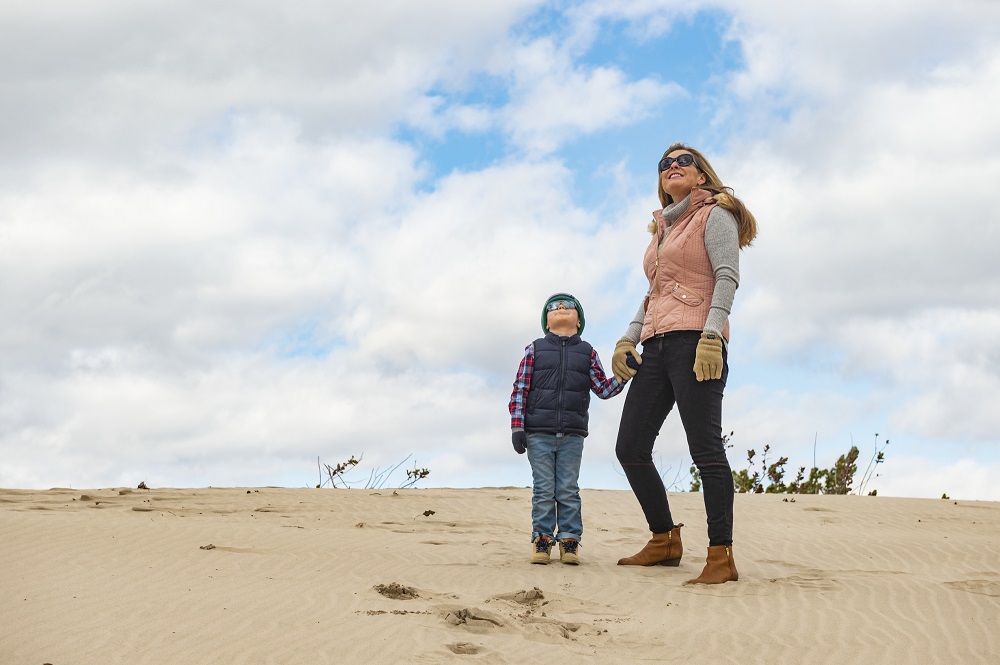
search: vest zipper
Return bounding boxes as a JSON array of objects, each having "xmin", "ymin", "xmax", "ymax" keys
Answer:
[
  {"xmin": 673, "ymin": 281, "xmax": 703, "ymax": 303},
  {"xmin": 652, "ymin": 247, "xmax": 660, "ymax": 334},
  {"xmin": 556, "ymin": 338, "xmax": 566, "ymax": 433}
]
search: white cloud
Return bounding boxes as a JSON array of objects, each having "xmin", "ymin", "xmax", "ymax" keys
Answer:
[
  {"xmin": 719, "ymin": 0, "xmax": 999, "ymax": 98},
  {"xmin": 873, "ymin": 455, "xmax": 1000, "ymax": 502},
  {"xmin": 0, "ymin": 1, "xmax": 543, "ymax": 168},
  {"xmin": 2, "ymin": 0, "xmax": 999, "ymax": 501},
  {"xmin": 718, "ymin": 32, "xmax": 1000, "ymax": 457},
  {"xmin": 500, "ymin": 38, "xmax": 683, "ymax": 155},
  {"xmin": 0, "ymin": 122, "xmax": 641, "ymax": 489},
  {"xmin": 557, "ymin": 0, "xmax": 1000, "ymax": 499}
]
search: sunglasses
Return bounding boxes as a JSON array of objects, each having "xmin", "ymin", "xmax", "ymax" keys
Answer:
[
  {"xmin": 546, "ymin": 300, "xmax": 577, "ymax": 311},
  {"xmin": 658, "ymin": 154, "xmax": 696, "ymax": 171}
]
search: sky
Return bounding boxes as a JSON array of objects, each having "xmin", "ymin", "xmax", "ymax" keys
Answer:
[{"xmin": 2, "ymin": 0, "xmax": 999, "ymax": 500}]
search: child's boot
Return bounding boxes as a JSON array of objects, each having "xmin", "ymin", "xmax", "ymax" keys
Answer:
[
  {"xmin": 559, "ymin": 539, "xmax": 580, "ymax": 565},
  {"xmin": 531, "ymin": 536, "xmax": 553, "ymax": 564}
]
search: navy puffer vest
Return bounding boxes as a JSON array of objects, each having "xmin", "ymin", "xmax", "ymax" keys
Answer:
[{"xmin": 525, "ymin": 332, "xmax": 593, "ymax": 437}]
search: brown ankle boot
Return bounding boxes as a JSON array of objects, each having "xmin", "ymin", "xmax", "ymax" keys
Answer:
[
  {"xmin": 617, "ymin": 524, "xmax": 683, "ymax": 566},
  {"xmin": 685, "ymin": 545, "xmax": 738, "ymax": 584}
]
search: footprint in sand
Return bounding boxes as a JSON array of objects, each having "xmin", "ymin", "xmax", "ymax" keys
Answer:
[
  {"xmin": 374, "ymin": 582, "xmax": 420, "ymax": 600},
  {"xmin": 522, "ymin": 618, "xmax": 582, "ymax": 640},
  {"xmin": 442, "ymin": 607, "xmax": 506, "ymax": 628},
  {"xmin": 446, "ymin": 643, "xmax": 482, "ymax": 655},
  {"xmin": 494, "ymin": 587, "xmax": 545, "ymax": 605},
  {"xmin": 773, "ymin": 575, "xmax": 841, "ymax": 591},
  {"xmin": 489, "ymin": 589, "xmax": 593, "ymax": 640}
]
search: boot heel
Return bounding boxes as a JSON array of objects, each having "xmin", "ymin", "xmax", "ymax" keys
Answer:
[{"xmin": 654, "ymin": 557, "xmax": 681, "ymax": 567}]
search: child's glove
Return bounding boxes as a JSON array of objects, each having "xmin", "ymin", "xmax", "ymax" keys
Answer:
[
  {"xmin": 693, "ymin": 332, "xmax": 724, "ymax": 382},
  {"xmin": 512, "ymin": 430, "xmax": 527, "ymax": 454},
  {"xmin": 612, "ymin": 339, "xmax": 642, "ymax": 383}
]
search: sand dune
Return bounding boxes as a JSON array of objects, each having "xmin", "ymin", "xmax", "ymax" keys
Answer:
[{"xmin": 2, "ymin": 486, "xmax": 997, "ymax": 664}]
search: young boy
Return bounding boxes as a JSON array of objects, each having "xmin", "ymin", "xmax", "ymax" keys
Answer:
[{"xmin": 508, "ymin": 293, "xmax": 626, "ymax": 565}]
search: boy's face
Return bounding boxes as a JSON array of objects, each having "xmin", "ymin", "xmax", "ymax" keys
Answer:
[{"xmin": 546, "ymin": 304, "xmax": 580, "ymax": 331}]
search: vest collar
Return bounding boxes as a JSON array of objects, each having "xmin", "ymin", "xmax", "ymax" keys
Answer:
[
  {"xmin": 543, "ymin": 331, "xmax": 581, "ymax": 344},
  {"xmin": 659, "ymin": 189, "xmax": 714, "ymax": 233}
]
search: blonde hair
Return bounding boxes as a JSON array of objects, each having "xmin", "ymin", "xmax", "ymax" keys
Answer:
[{"xmin": 657, "ymin": 143, "xmax": 758, "ymax": 248}]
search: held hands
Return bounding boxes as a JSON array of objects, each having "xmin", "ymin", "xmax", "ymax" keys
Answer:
[
  {"xmin": 512, "ymin": 430, "xmax": 527, "ymax": 455},
  {"xmin": 693, "ymin": 332, "xmax": 724, "ymax": 382},
  {"xmin": 612, "ymin": 339, "xmax": 642, "ymax": 383}
]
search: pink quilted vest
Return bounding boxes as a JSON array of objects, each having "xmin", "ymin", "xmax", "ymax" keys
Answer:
[{"xmin": 641, "ymin": 188, "xmax": 730, "ymax": 343}]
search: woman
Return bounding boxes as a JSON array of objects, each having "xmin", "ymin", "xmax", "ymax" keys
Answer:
[{"xmin": 611, "ymin": 143, "xmax": 757, "ymax": 585}]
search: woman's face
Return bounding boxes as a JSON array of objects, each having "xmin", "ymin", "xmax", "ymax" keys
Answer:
[{"xmin": 660, "ymin": 149, "xmax": 705, "ymax": 202}]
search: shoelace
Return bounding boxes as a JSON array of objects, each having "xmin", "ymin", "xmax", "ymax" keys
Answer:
[
  {"xmin": 535, "ymin": 538, "xmax": 551, "ymax": 553},
  {"xmin": 561, "ymin": 540, "xmax": 578, "ymax": 554}
]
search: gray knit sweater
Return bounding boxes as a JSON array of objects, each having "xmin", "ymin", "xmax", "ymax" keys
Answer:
[{"xmin": 620, "ymin": 194, "xmax": 740, "ymax": 344}]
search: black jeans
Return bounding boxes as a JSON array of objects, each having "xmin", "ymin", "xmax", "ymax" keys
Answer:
[{"xmin": 615, "ymin": 330, "xmax": 734, "ymax": 546}]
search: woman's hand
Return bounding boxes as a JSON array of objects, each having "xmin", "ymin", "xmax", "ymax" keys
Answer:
[
  {"xmin": 693, "ymin": 332, "xmax": 723, "ymax": 381},
  {"xmin": 612, "ymin": 339, "xmax": 642, "ymax": 383}
]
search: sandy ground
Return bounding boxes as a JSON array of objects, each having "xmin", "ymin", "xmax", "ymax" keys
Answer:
[{"xmin": 2, "ymin": 486, "xmax": 998, "ymax": 664}]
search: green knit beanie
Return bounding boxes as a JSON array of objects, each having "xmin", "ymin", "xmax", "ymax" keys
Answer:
[{"xmin": 541, "ymin": 293, "xmax": 585, "ymax": 334}]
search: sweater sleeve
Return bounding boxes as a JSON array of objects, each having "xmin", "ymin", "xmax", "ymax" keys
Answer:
[
  {"xmin": 703, "ymin": 206, "xmax": 740, "ymax": 336},
  {"xmin": 619, "ymin": 301, "xmax": 645, "ymax": 345}
]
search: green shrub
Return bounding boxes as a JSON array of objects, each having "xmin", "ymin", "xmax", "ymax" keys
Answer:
[{"xmin": 689, "ymin": 433, "xmax": 889, "ymax": 495}]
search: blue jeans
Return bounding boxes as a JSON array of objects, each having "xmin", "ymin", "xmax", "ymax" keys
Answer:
[{"xmin": 526, "ymin": 432, "xmax": 584, "ymax": 542}]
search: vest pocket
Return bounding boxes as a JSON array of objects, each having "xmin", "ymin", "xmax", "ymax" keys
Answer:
[{"xmin": 671, "ymin": 282, "xmax": 703, "ymax": 306}]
